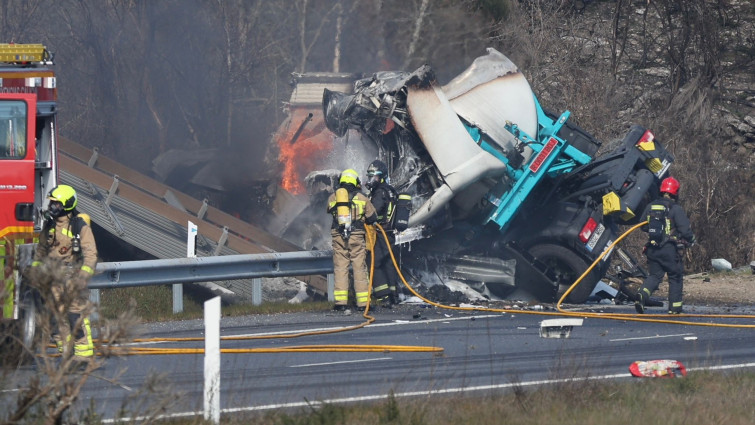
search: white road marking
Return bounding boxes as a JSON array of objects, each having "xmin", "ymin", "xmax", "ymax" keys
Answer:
[
  {"xmin": 290, "ymin": 357, "xmax": 393, "ymax": 368},
  {"xmin": 609, "ymin": 333, "xmax": 695, "ymax": 342},
  {"xmin": 103, "ymin": 362, "xmax": 755, "ymax": 423},
  {"xmin": 129, "ymin": 314, "xmax": 506, "ymax": 346}
]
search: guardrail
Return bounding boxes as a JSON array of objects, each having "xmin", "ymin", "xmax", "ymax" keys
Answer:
[{"xmin": 88, "ymin": 250, "xmax": 335, "ymax": 310}]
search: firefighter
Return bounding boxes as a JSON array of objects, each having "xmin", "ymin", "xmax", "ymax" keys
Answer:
[
  {"xmin": 327, "ymin": 169, "xmax": 377, "ymax": 312},
  {"xmin": 365, "ymin": 160, "xmax": 401, "ymax": 307},
  {"xmin": 31, "ymin": 185, "xmax": 98, "ymax": 363},
  {"xmin": 635, "ymin": 177, "xmax": 695, "ymax": 314}
]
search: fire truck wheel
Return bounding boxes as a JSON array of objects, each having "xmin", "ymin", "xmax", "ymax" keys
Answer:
[
  {"xmin": 20, "ymin": 290, "xmax": 39, "ymax": 352},
  {"xmin": 0, "ymin": 290, "xmax": 38, "ymax": 367},
  {"xmin": 528, "ymin": 244, "xmax": 600, "ymax": 304}
]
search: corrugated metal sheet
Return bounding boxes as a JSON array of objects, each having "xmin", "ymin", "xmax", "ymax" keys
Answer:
[
  {"xmin": 58, "ymin": 139, "xmax": 328, "ymax": 300},
  {"xmin": 62, "ymin": 169, "xmax": 263, "ymax": 299},
  {"xmin": 289, "ymin": 72, "xmax": 359, "ymax": 105},
  {"xmin": 290, "ymin": 82, "xmax": 354, "ymax": 105}
]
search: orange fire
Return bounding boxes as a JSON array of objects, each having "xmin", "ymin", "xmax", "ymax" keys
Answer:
[{"xmin": 277, "ymin": 111, "xmax": 333, "ymax": 195}]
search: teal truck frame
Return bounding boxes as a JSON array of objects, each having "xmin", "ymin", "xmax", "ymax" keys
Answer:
[{"xmin": 322, "ymin": 48, "xmax": 672, "ymax": 303}]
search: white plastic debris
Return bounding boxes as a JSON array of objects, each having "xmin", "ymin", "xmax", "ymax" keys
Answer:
[
  {"xmin": 287, "ymin": 282, "xmax": 309, "ymax": 304},
  {"xmin": 539, "ymin": 318, "xmax": 584, "ymax": 339},
  {"xmin": 711, "ymin": 258, "xmax": 732, "ymax": 271}
]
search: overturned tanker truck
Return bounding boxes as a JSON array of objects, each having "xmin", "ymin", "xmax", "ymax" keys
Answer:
[{"xmin": 320, "ymin": 48, "xmax": 673, "ymax": 303}]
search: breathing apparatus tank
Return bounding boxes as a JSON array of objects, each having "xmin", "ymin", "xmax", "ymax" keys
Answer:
[{"xmin": 335, "ymin": 187, "xmax": 352, "ymax": 238}]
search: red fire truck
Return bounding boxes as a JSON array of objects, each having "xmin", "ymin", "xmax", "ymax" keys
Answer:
[{"xmin": 0, "ymin": 44, "xmax": 59, "ymax": 349}]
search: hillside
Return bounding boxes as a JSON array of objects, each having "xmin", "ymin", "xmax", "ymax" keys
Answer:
[
  {"xmin": 488, "ymin": 0, "xmax": 754, "ymax": 272},
  {"xmin": 3, "ymin": 0, "xmax": 751, "ymax": 271}
]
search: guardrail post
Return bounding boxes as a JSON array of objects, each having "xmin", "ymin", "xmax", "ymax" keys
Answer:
[
  {"xmin": 89, "ymin": 289, "xmax": 100, "ymax": 321},
  {"xmin": 203, "ymin": 296, "xmax": 221, "ymax": 424},
  {"xmin": 327, "ymin": 273, "xmax": 335, "ymax": 302},
  {"xmin": 251, "ymin": 278, "xmax": 262, "ymax": 306}
]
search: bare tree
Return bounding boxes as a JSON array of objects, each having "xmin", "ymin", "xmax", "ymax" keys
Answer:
[
  {"xmin": 402, "ymin": 0, "xmax": 429, "ymax": 70},
  {"xmin": 1, "ymin": 260, "xmax": 164, "ymax": 424}
]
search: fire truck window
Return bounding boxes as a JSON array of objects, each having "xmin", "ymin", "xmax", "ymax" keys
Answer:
[{"xmin": 0, "ymin": 101, "xmax": 27, "ymax": 159}]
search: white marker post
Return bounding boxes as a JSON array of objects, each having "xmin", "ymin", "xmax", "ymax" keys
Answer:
[
  {"xmin": 204, "ymin": 296, "xmax": 221, "ymax": 424},
  {"xmin": 174, "ymin": 221, "xmax": 198, "ymax": 313}
]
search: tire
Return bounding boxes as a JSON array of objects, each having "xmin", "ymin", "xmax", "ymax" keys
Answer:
[
  {"xmin": 528, "ymin": 244, "xmax": 600, "ymax": 303},
  {"xmin": 20, "ymin": 290, "xmax": 38, "ymax": 350}
]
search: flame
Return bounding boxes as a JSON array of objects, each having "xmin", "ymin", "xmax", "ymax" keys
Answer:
[{"xmin": 277, "ymin": 112, "xmax": 333, "ymax": 195}]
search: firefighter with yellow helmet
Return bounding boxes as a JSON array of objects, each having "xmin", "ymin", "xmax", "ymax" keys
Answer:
[
  {"xmin": 327, "ymin": 169, "xmax": 377, "ymax": 312},
  {"xmin": 31, "ymin": 184, "xmax": 98, "ymax": 363}
]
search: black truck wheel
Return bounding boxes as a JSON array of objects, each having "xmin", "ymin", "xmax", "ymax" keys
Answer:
[
  {"xmin": 528, "ymin": 244, "xmax": 600, "ymax": 304},
  {"xmin": 0, "ymin": 291, "xmax": 38, "ymax": 367},
  {"xmin": 20, "ymin": 290, "xmax": 38, "ymax": 350}
]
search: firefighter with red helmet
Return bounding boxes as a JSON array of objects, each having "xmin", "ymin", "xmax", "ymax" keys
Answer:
[
  {"xmin": 31, "ymin": 184, "xmax": 98, "ymax": 362},
  {"xmin": 635, "ymin": 176, "xmax": 695, "ymax": 314},
  {"xmin": 327, "ymin": 169, "xmax": 377, "ymax": 312},
  {"xmin": 365, "ymin": 159, "xmax": 402, "ymax": 307}
]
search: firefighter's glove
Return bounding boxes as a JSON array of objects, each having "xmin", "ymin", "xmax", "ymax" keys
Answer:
[{"xmin": 73, "ymin": 272, "xmax": 90, "ymax": 290}]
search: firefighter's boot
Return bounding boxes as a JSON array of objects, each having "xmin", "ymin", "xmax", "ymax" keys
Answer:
[{"xmin": 634, "ymin": 290, "xmax": 648, "ymax": 314}]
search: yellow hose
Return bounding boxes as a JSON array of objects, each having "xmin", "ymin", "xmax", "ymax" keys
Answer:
[
  {"xmin": 376, "ymin": 223, "xmax": 755, "ymax": 328},
  {"xmin": 103, "ymin": 224, "xmax": 443, "ymax": 355},
  {"xmin": 102, "ymin": 221, "xmax": 753, "ymax": 357}
]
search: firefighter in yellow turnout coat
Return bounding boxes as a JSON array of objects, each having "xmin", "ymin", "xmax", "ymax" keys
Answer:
[
  {"xmin": 327, "ymin": 169, "xmax": 377, "ymax": 311},
  {"xmin": 31, "ymin": 185, "xmax": 98, "ymax": 361}
]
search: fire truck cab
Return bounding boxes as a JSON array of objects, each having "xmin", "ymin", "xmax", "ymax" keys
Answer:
[{"xmin": 0, "ymin": 44, "xmax": 58, "ymax": 349}]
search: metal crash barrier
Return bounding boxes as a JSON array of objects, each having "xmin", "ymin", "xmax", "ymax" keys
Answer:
[{"xmin": 88, "ymin": 250, "xmax": 335, "ymax": 309}]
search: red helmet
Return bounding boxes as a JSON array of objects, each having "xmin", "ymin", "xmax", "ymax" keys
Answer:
[{"xmin": 660, "ymin": 177, "xmax": 680, "ymax": 197}]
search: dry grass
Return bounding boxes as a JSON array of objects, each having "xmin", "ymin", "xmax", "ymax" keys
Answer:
[
  {"xmin": 98, "ymin": 285, "xmax": 331, "ymax": 322},
  {"xmin": 149, "ymin": 370, "xmax": 755, "ymax": 425}
]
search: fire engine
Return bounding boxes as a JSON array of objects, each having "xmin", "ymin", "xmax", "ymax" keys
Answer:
[{"xmin": 0, "ymin": 44, "xmax": 58, "ymax": 349}]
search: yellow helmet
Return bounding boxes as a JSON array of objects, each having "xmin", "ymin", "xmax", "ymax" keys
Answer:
[
  {"xmin": 339, "ymin": 169, "xmax": 361, "ymax": 188},
  {"xmin": 48, "ymin": 184, "xmax": 78, "ymax": 211}
]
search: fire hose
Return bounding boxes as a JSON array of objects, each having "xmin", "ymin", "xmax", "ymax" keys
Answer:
[
  {"xmin": 95, "ymin": 221, "xmax": 753, "ymax": 357},
  {"xmin": 376, "ymin": 222, "xmax": 755, "ymax": 328},
  {"xmin": 103, "ymin": 225, "xmax": 442, "ymax": 356}
]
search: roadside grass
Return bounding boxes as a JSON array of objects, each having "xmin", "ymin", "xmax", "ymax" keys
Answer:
[
  {"xmin": 143, "ymin": 370, "xmax": 755, "ymax": 424},
  {"xmin": 97, "ymin": 285, "xmax": 331, "ymax": 322}
]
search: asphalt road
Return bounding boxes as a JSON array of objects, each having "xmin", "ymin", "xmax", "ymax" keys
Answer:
[{"xmin": 7, "ymin": 302, "xmax": 755, "ymax": 422}]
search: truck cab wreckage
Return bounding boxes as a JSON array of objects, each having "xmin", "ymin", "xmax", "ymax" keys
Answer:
[{"xmin": 317, "ymin": 48, "xmax": 673, "ymax": 303}]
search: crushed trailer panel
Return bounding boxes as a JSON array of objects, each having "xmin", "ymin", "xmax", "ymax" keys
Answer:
[{"xmin": 320, "ymin": 48, "xmax": 674, "ymax": 303}]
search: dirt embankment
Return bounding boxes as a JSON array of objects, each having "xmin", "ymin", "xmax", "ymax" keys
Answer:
[{"xmin": 655, "ymin": 269, "xmax": 755, "ymax": 306}]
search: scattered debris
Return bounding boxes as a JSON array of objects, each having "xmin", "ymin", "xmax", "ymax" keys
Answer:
[
  {"xmin": 539, "ymin": 318, "xmax": 583, "ymax": 338},
  {"xmin": 711, "ymin": 258, "xmax": 733, "ymax": 271},
  {"xmin": 629, "ymin": 359, "xmax": 687, "ymax": 378},
  {"xmin": 287, "ymin": 281, "xmax": 309, "ymax": 304},
  {"xmin": 586, "ymin": 281, "xmax": 618, "ymax": 303}
]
